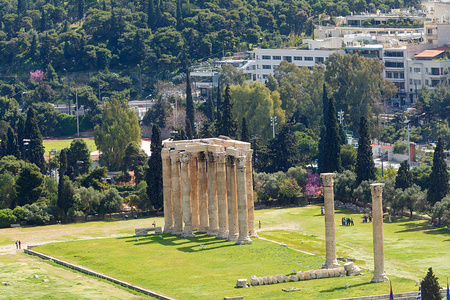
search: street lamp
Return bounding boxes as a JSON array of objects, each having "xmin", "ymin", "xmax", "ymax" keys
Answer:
[
  {"xmin": 270, "ymin": 116, "xmax": 277, "ymax": 139},
  {"xmin": 145, "ymin": 93, "xmax": 152, "ymax": 112},
  {"xmin": 63, "ymin": 68, "xmax": 70, "ymax": 115},
  {"xmin": 23, "ymin": 139, "xmax": 30, "ymax": 165},
  {"xmin": 73, "ymin": 88, "xmax": 80, "ymax": 137},
  {"xmin": 137, "ymin": 64, "xmax": 142, "ymax": 98},
  {"xmin": 194, "ymin": 122, "xmax": 201, "ymax": 137}
]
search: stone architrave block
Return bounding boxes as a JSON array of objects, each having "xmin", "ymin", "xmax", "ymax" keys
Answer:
[
  {"xmin": 344, "ymin": 262, "xmax": 354, "ymax": 272},
  {"xmin": 281, "ymin": 274, "xmax": 289, "ymax": 282},
  {"xmin": 304, "ymin": 270, "xmax": 316, "ymax": 280},
  {"xmin": 263, "ymin": 276, "xmax": 269, "ymax": 285},
  {"xmin": 289, "ymin": 275, "xmax": 299, "ymax": 282},
  {"xmin": 296, "ymin": 271, "xmax": 305, "ymax": 281},
  {"xmin": 344, "ymin": 262, "xmax": 362, "ymax": 276},
  {"xmin": 270, "ymin": 276, "xmax": 277, "ymax": 284},
  {"xmin": 235, "ymin": 279, "xmax": 248, "ymax": 288},
  {"xmin": 316, "ymin": 269, "xmax": 329, "ymax": 279},
  {"xmin": 249, "ymin": 275, "xmax": 258, "ymax": 286},
  {"xmin": 337, "ymin": 267, "xmax": 347, "ymax": 276}
]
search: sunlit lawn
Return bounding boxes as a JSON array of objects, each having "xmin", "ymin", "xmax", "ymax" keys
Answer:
[
  {"xmin": 28, "ymin": 205, "xmax": 450, "ymax": 299},
  {"xmin": 43, "ymin": 138, "xmax": 97, "ymax": 154}
]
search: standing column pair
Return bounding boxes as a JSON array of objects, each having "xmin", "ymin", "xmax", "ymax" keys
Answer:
[{"xmin": 162, "ymin": 149, "xmax": 173, "ymax": 233}]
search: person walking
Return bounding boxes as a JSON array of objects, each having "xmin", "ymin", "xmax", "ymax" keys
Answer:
[
  {"xmin": 350, "ymin": 218, "xmax": 354, "ymax": 226},
  {"xmin": 15, "ymin": 240, "xmax": 18, "ymax": 249},
  {"xmin": 18, "ymin": 240, "xmax": 21, "ymax": 249}
]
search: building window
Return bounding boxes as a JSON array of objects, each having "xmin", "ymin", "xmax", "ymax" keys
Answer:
[
  {"xmin": 409, "ymin": 67, "xmax": 412, "ymax": 72},
  {"xmin": 384, "ymin": 51, "xmax": 404, "ymax": 57},
  {"xmin": 305, "ymin": 57, "xmax": 313, "ymax": 61},
  {"xmin": 425, "ymin": 68, "xmax": 428, "ymax": 74},
  {"xmin": 425, "ymin": 79, "xmax": 429, "ymax": 86},
  {"xmin": 410, "ymin": 79, "xmax": 413, "ymax": 84},
  {"xmin": 431, "ymin": 68, "xmax": 440, "ymax": 75},
  {"xmin": 385, "ymin": 61, "xmax": 404, "ymax": 68},
  {"xmin": 414, "ymin": 67, "xmax": 421, "ymax": 73},
  {"xmin": 262, "ymin": 55, "xmax": 271, "ymax": 60},
  {"xmin": 294, "ymin": 56, "xmax": 302, "ymax": 61},
  {"xmin": 263, "ymin": 75, "xmax": 268, "ymax": 79},
  {"xmin": 283, "ymin": 56, "xmax": 292, "ymax": 62},
  {"xmin": 307, "ymin": 66, "xmax": 313, "ymax": 70},
  {"xmin": 414, "ymin": 79, "xmax": 421, "ymax": 85},
  {"xmin": 272, "ymin": 56, "xmax": 281, "ymax": 60},
  {"xmin": 262, "ymin": 65, "xmax": 271, "ymax": 69},
  {"xmin": 387, "ymin": 72, "xmax": 393, "ymax": 78},
  {"xmin": 431, "ymin": 79, "xmax": 440, "ymax": 87},
  {"xmin": 315, "ymin": 57, "xmax": 324, "ymax": 63}
]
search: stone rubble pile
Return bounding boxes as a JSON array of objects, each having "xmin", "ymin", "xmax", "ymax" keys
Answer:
[{"xmin": 335, "ymin": 201, "xmax": 372, "ymax": 214}]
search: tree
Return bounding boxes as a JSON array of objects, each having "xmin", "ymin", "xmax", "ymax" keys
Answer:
[
  {"xmin": 268, "ymin": 123, "xmax": 299, "ymax": 172},
  {"xmin": 74, "ymin": 186, "xmax": 101, "ymax": 219},
  {"xmin": 123, "ymin": 141, "xmax": 148, "ymax": 185},
  {"xmin": 5, "ymin": 127, "xmax": 20, "ymax": 158},
  {"xmin": 77, "ymin": 167, "xmax": 109, "ymax": 191},
  {"xmin": 185, "ymin": 69, "xmax": 195, "ymax": 139},
  {"xmin": 0, "ymin": 96, "xmax": 19, "ymax": 125},
  {"xmin": 94, "ymin": 98, "xmax": 141, "ymax": 171},
  {"xmin": 421, "ymin": 267, "xmax": 442, "ymax": 300},
  {"xmin": 355, "ymin": 116, "xmax": 376, "ymax": 184},
  {"xmin": 0, "ymin": 172, "xmax": 16, "ymax": 209},
  {"xmin": 15, "ymin": 164, "xmax": 44, "ymax": 206},
  {"xmin": 321, "ymin": 96, "xmax": 342, "ymax": 173},
  {"xmin": 23, "ymin": 107, "xmax": 46, "ymax": 172},
  {"xmin": 217, "ymin": 84, "xmax": 237, "ymax": 138},
  {"xmin": 98, "ymin": 188, "xmax": 123, "ymax": 217},
  {"xmin": 142, "ymin": 96, "xmax": 171, "ymax": 128},
  {"xmin": 240, "ymin": 117, "xmax": 249, "ymax": 142},
  {"xmin": 57, "ymin": 149, "xmax": 74, "ymax": 220},
  {"xmin": 67, "ymin": 139, "xmax": 92, "ymax": 180},
  {"xmin": 146, "ymin": 124, "xmax": 163, "ymax": 210},
  {"xmin": 395, "ymin": 160, "xmax": 412, "ymax": 190},
  {"xmin": 340, "ymin": 144, "xmax": 357, "ymax": 171},
  {"xmin": 428, "ymin": 138, "xmax": 449, "ymax": 205}
]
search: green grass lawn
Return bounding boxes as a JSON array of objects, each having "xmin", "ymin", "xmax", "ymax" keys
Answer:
[{"xmin": 43, "ymin": 138, "xmax": 97, "ymax": 154}]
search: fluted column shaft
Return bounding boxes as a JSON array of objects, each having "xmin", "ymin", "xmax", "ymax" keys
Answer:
[
  {"xmin": 245, "ymin": 150, "xmax": 257, "ymax": 238},
  {"xmin": 216, "ymin": 152, "xmax": 229, "ymax": 239},
  {"xmin": 170, "ymin": 151, "xmax": 182, "ymax": 235},
  {"xmin": 235, "ymin": 156, "xmax": 252, "ymax": 245},
  {"xmin": 371, "ymin": 183, "xmax": 388, "ymax": 283},
  {"xmin": 320, "ymin": 173, "xmax": 339, "ymax": 269},
  {"xmin": 226, "ymin": 156, "xmax": 239, "ymax": 241},
  {"xmin": 190, "ymin": 153, "xmax": 199, "ymax": 231},
  {"xmin": 206, "ymin": 152, "xmax": 219, "ymax": 236},
  {"xmin": 197, "ymin": 152, "xmax": 209, "ymax": 233},
  {"xmin": 162, "ymin": 148, "xmax": 173, "ymax": 233},
  {"xmin": 180, "ymin": 152, "xmax": 194, "ymax": 237}
]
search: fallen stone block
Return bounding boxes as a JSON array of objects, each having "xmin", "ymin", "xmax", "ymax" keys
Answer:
[
  {"xmin": 235, "ymin": 279, "xmax": 248, "ymax": 288},
  {"xmin": 281, "ymin": 274, "xmax": 289, "ymax": 282},
  {"xmin": 249, "ymin": 275, "xmax": 258, "ymax": 286},
  {"xmin": 296, "ymin": 271, "xmax": 305, "ymax": 281}
]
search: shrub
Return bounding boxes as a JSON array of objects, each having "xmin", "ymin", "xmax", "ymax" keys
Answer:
[
  {"xmin": 0, "ymin": 209, "xmax": 17, "ymax": 228},
  {"xmin": 22, "ymin": 203, "xmax": 54, "ymax": 225}
]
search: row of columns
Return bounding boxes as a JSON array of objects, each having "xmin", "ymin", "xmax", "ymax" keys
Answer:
[
  {"xmin": 162, "ymin": 147, "xmax": 257, "ymax": 245},
  {"xmin": 320, "ymin": 173, "xmax": 388, "ymax": 283}
]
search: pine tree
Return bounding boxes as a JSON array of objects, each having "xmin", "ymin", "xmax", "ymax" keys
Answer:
[
  {"xmin": 421, "ymin": 267, "xmax": 442, "ymax": 300},
  {"xmin": 241, "ymin": 117, "xmax": 249, "ymax": 142},
  {"xmin": 146, "ymin": 124, "xmax": 163, "ymax": 210},
  {"xmin": 428, "ymin": 138, "xmax": 449, "ymax": 205},
  {"xmin": 322, "ymin": 96, "xmax": 342, "ymax": 173},
  {"xmin": 355, "ymin": 116, "xmax": 376, "ymax": 184},
  {"xmin": 217, "ymin": 84, "xmax": 237, "ymax": 138},
  {"xmin": 185, "ymin": 69, "xmax": 195, "ymax": 138},
  {"xmin": 23, "ymin": 107, "xmax": 46, "ymax": 173},
  {"xmin": 395, "ymin": 160, "xmax": 412, "ymax": 190}
]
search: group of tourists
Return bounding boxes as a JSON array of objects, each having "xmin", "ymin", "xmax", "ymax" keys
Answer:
[
  {"xmin": 15, "ymin": 240, "xmax": 21, "ymax": 249},
  {"xmin": 342, "ymin": 217, "xmax": 354, "ymax": 226},
  {"xmin": 362, "ymin": 215, "xmax": 372, "ymax": 223}
]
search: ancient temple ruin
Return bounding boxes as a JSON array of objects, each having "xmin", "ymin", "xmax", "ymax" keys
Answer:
[{"xmin": 161, "ymin": 136, "xmax": 258, "ymax": 245}]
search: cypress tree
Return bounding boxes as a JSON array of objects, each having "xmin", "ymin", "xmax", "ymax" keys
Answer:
[
  {"xmin": 206, "ymin": 93, "xmax": 214, "ymax": 121},
  {"xmin": 30, "ymin": 34, "xmax": 38, "ymax": 60},
  {"xmin": 78, "ymin": 0, "xmax": 85, "ymax": 20},
  {"xmin": 147, "ymin": 0, "xmax": 156, "ymax": 29},
  {"xmin": 216, "ymin": 81, "xmax": 222, "ymax": 126},
  {"xmin": 179, "ymin": 129, "xmax": 188, "ymax": 140},
  {"xmin": 241, "ymin": 117, "xmax": 249, "ymax": 142},
  {"xmin": 58, "ymin": 149, "xmax": 74, "ymax": 221},
  {"xmin": 269, "ymin": 123, "xmax": 299, "ymax": 172},
  {"xmin": 318, "ymin": 83, "xmax": 329, "ymax": 173},
  {"xmin": 421, "ymin": 267, "xmax": 442, "ymax": 300},
  {"xmin": 16, "ymin": 116, "xmax": 25, "ymax": 159},
  {"xmin": 146, "ymin": 124, "xmax": 163, "ymax": 210},
  {"xmin": 24, "ymin": 107, "xmax": 46, "ymax": 173},
  {"xmin": 185, "ymin": 69, "xmax": 195, "ymax": 138},
  {"xmin": 395, "ymin": 160, "xmax": 412, "ymax": 190},
  {"xmin": 217, "ymin": 84, "xmax": 237, "ymax": 138},
  {"xmin": 427, "ymin": 138, "xmax": 449, "ymax": 205},
  {"xmin": 355, "ymin": 116, "xmax": 376, "ymax": 184},
  {"xmin": 6, "ymin": 127, "xmax": 19, "ymax": 158},
  {"xmin": 322, "ymin": 96, "xmax": 342, "ymax": 173},
  {"xmin": 176, "ymin": 0, "xmax": 183, "ymax": 30},
  {"xmin": 0, "ymin": 135, "xmax": 6, "ymax": 157}
]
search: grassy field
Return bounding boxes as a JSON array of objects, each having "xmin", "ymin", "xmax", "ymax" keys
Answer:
[
  {"xmin": 43, "ymin": 138, "xmax": 97, "ymax": 155},
  {"xmin": 2, "ymin": 206, "xmax": 449, "ymax": 299}
]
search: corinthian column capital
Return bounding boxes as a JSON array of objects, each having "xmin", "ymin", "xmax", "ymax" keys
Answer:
[
  {"xmin": 320, "ymin": 173, "xmax": 336, "ymax": 187},
  {"xmin": 370, "ymin": 183, "xmax": 385, "ymax": 197}
]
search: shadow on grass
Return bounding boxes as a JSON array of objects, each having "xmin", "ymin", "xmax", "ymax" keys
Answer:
[
  {"xmin": 120, "ymin": 233, "xmax": 236, "ymax": 251},
  {"xmin": 394, "ymin": 219, "xmax": 450, "ymax": 236},
  {"xmin": 319, "ymin": 281, "xmax": 374, "ymax": 293}
]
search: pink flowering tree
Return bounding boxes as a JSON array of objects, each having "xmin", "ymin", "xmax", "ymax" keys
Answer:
[
  {"xmin": 30, "ymin": 70, "xmax": 45, "ymax": 83},
  {"xmin": 303, "ymin": 171, "xmax": 323, "ymax": 197}
]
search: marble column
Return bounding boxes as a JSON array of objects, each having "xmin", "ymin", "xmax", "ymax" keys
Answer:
[
  {"xmin": 216, "ymin": 152, "xmax": 229, "ymax": 239},
  {"xmin": 190, "ymin": 153, "xmax": 199, "ymax": 231},
  {"xmin": 320, "ymin": 173, "xmax": 340, "ymax": 269},
  {"xmin": 235, "ymin": 156, "xmax": 252, "ymax": 245},
  {"xmin": 180, "ymin": 152, "xmax": 195, "ymax": 237},
  {"xmin": 206, "ymin": 152, "xmax": 219, "ymax": 236},
  {"xmin": 162, "ymin": 148, "xmax": 173, "ymax": 233},
  {"xmin": 197, "ymin": 152, "xmax": 209, "ymax": 233},
  {"xmin": 226, "ymin": 156, "xmax": 239, "ymax": 241},
  {"xmin": 170, "ymin": 151, "xmax": 183, "ymax": 235},
  {"xmin": 245, "ymin": 150, "xmax": 257, "ymax": 238},
  {"xmin": 370, "ymin": 183, "xmax": 389, "ymax": 283}
]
